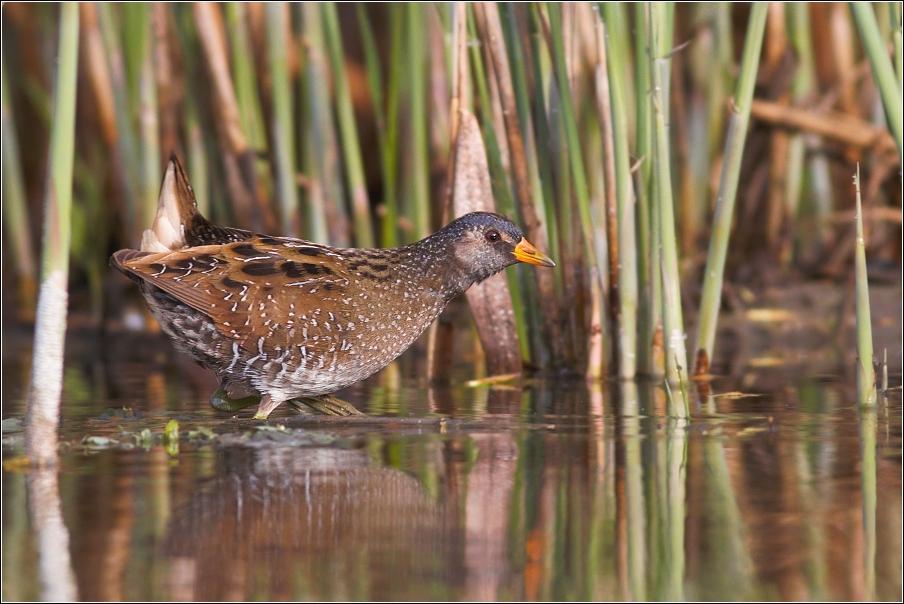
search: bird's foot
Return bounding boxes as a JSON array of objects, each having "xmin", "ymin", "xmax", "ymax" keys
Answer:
[
  {"xmin": 209, "ymin": 388, "xmax": 260, "ymax": 413},
  {"xmin": 288, "ymin": 394, "xmax": 363, "ymax": 417},
  {"xmin": 252, "ymin": 394, "xmax": 282, "ymax": 420},
  {"xmin": 210, "ymin": 389, "xmax": 361, "ymax": 419}
]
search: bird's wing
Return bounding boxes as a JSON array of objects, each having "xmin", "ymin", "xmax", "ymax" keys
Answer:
[{"xmin": 113, "ymin": 237, "xmax": 354, "ymax": 353}]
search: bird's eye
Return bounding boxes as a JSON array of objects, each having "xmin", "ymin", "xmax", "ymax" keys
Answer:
[{"xmin": 485, "ymin": 229, "xmax": 500, "ymax": 242}]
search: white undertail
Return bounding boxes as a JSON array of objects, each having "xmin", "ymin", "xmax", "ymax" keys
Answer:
[{"xmin": 140, "ymin": 161, "xmax": 188, "ymax": 253}]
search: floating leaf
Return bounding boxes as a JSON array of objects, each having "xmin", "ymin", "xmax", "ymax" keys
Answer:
[
  {"xmin": 254, "ymin": 424, "xmax": 289, "ymax": 433},
  {"xmin": 2, "ymin": 456, "xmax": 30, "ymax": 472},
  {"xmin": 744, "ymin": 308, "xmax": 799, "ymax": 323},
  {"xmin": 135, "ymin": 428, "xmax": 154, "ymax": 448},
  {"xmin": 188, "ymin": 426, "xmax": 218, "ymax": 440},
  {"xmin": 98, "ymin": 408, "xmax": 137, "ymax": 420},
  {"xmin": 1, "ymin": 417, "xmax": 24, "ymax": 433},
  {"xmin": 164, "ymin": 419, "xmax": 180, "ymax": 443},
  {"xmin": 82, "ymin": 435, "xmax": 119, "ymax": 449},
  {"xmin": 713, "ymin": 392, "xmax": 765, "ymax": 399}
]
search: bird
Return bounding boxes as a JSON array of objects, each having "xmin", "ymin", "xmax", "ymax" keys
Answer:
[{"xmin": 111, "ymin": 156, "xmax": 555, "ymax": 419}]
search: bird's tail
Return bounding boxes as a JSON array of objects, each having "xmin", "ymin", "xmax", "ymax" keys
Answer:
[{"xmin": 140, "ymin": 154, "xmax": 252, "ymax": 253}]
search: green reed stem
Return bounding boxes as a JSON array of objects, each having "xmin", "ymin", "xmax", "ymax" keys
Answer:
[
  {"xmin": 695, "ymin": 3, "xmax": 767, "ymax": 372},
  {"xmin": 665, "ymin": 417, "xmax": 688, "ymax": 600},
  {"xmin": 26, "ymin": 2, "xmax": 79, "ymax": 465},
  {"xmin": 649, "ymin": 4, "xmax": 688, "ymax": 395},
  {"xmin": 483, "ymin": 3, "xmax": 550, "ymax": 361},
  {"xmin": 323, "ymin": 3, "xmax": 374, "ymax": 248},
  {"xmin": 121, "ymin": 3, "xmax": 148, "ymax": 99},
  {"xmin": 223, "ymin": 2, "xmax": 276, "ymax": 229},
  {"xmin": 702, "ymin": 433, "xmax": 755, "ymax": 597},
  {"xmin": 850, "ymin": 2, "xmax": 903, "ymax": 163},
  {"xmin": 407, "ymin": 4, "xmax": 430, "ymax": 242},
  {"xmin": 551, "ymin": 84, "xmax": 575, "ymax": 267},
  {"xmin": 788, "ymin": 3, "xmax": 831, "ymax": 250},
  {"xmin": 1, "ymin": 57, "xmax": 37, "ymax": 308},
  {"xmin": 601, "ymin": 3, "xmax": 639, "ymax": 379},
  {"xmin": 356, "ymin": 5, "xmax": 384, "ymax": 145},
  {"xmin": 468, "ymin": 8, "xmax": 514, "ymax": 214},
  {"xmin": 549, "ymin": 4, "xmax": 601, "ymax": 369},
  {"xmin": 501, "ymin": 4, "xmax": 556, "ymax": 364},
  {"xmin": 546, "ymin": 4, "xmax": 595, "ymax": 259},
  {"xmin": 72, "ymin": 149, "xmax": 109, "ymax": 326},
  {"xmin": 265, "ymin": 4, "xmax": 298, "ymax": 236},
  {"xmin": 96, "ymin": 2, "xmax": 141, "ymax": 243},
  {"xmin": 226, "ymin": 3, "xmax": 268, "ymax": 153},
  {"xmin": 892, "ymin": 3, "xmax": 903, "ymax": 89},
  {"xmin": 502, "ymin": 5, "xmax": 551, "ymax": 245},
  {"xmin": 525, "ymin": 4, "xmax": 571, "ymax": 365},
  {"xmin": 854, "ymin": 167, "xmax": 876, "ymax": 406},
  {"xmin": 136, "ymin": 2, "xmax": 160, "ymax": 229},
  {"xmin": 605, "ymin": 3, "xmax": 636, "ymax": 146},
  {"xmin": 381, "ymin": 6, "xmax": 404, "ymax": 247},
  {"xmin": 301, "ymin": 3, "xmax": 339, "ymax": 245},
  {"xmin": 621, "ymin": 383, "xmax": 647, "ymax": 599},
  {"xmin": 468, "ymin": 4, "xmax": 531, "ymax": 363},
  {"xmin": 709, "ymin": 3, "xmax": 734, "ymax": 157},
  {"xmin": 168, "ymin": 7, "xmax": 202, "ymax": 189},
  {"xmin": 356, "ymin": 4, "xmax": 401, "ymax": 247},
  {"xmin": 180, "ymin": 34, "xmax": 210, "ymax": 217},
  {"xmin": 527, "ymin": 5, "xmax": 563, "ymax": 293},
  {"xmin": 857, "ymin": 407, "xmax": 877, "ymax": 598},
  {"xmin": 634, "ymin": 4, "xmax": 659, "ymax": 376}
]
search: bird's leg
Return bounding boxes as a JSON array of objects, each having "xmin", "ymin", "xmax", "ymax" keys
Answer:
[
  {"xmin": 209, "ymin": 388, "xmax": 260, "ymax": 413},
  {"xmin": 288, "ymin": 395, "xmax": 363, "ymax": 417},
  {"xmin": 253, "ymin": 394, "xmax": 284, "ymax": 420},
  {"xmin": 210, "ymin": 389, "xmax": 361, "ymax": 418}
]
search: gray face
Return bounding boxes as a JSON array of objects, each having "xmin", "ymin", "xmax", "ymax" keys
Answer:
[{"xmin": 441, "ymin": 212, "xmax": 525, "ymax": 284}]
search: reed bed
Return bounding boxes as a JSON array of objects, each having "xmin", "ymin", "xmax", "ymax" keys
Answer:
[{"xmin": 3, "ymin": 3, "xmax": 900, "ymax": 400}]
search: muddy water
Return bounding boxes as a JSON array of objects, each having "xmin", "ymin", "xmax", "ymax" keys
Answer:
[{"xmin": 2, "ymin": 330, "xmax": 902, "ymax": 601}]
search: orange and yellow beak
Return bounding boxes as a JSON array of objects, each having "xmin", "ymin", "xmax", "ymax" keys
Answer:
[{"xmin": 513, "ymin": 238, "xmax": 556, "ymax": 267}]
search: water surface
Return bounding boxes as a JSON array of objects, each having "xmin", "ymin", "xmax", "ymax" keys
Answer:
[{"xmin": 2, "ymin": 330, "xmax": 902, "ymax": 601}]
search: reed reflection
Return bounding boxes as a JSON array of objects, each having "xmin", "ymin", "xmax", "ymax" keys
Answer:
[{"xmin": 3, "ymin": 376, "xmax": 899, "ymax": 601}]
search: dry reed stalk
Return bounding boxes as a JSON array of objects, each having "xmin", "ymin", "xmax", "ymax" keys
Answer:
[
  {"xmin": 80, "ymin": 3, "xmax": 117, "ymax": 146},
  {"xmin": 480, "ymin": 1, "xmax": 566, "ymax": 364},
  {"xmin": 749, "ymin": 99, "xmax": 898, "ymax": 154},
  {"xmin": 266, "ymin": 2, "xmax": 299, "ymax": 236},
  {"xmin": 323, "ymin": 1, "xmax": 375, "ymax": 247},
  {"xmin": 453, "ymin": 110, "xmax": 522, "ymax": 375},
  {"xmin": 766, "ymin": 127, "xmax": 791, "ymax": 250},
  {"xmin": 96, "ymin": 3, "xmax": 142, "ymax": 242},
  {"xmin": 670, "ymin": 48, "xmax": 695, "ymax": 257},
  {"xmin": 193, "ymin": 2, "xmax": 269, "ymax": 233},
  {"xmin": 26, "ymin": 1, "xmax": 79, "ymax": 467},
  {"xmin": 853, "ymin": 167, "xmax": 876, "ymax": 407},
  {"xmin": 588, "ymin": 10, "xmax": 616, "ymax": 379},
  {"xmin": 763, "ymin": 3, "xmax": 790, "ymax": 253},
  {"xmin": 427, "ymin": 2, "xmax": 467, "ymax": 383},
  {"xmin": 193, "ymin": 3, "xmax": 248, "ymax": 156},
  {"xmin": 830, "ymin": 3, "xmax": 859, "ymax": 115},
  {"xmin": 441, "ymin": 1, "xmax": 468, "ymax": 222},
  {"xmin": 152, "ymin": 4, "xmax": 179, "ymax": 160},
  {"xmin": 1, "ymin": 54, "xmax": 37, "ymax": 311},
  {"xmin": 427, "ymin": 6, "xmax": 450, "ymax": 190},
  {"xmin": 474, "ymin": 4, "xmax": 512, "ymax": 193}
]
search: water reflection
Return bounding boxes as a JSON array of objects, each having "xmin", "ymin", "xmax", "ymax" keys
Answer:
[
  {"xmin": 2, "ymin": 350, "xmax": 902, "ymax": 601},
  {"xmin": 26, "ymin": 468, "xmax": 77, "ymax": 601},
  {"xmin": 166, "ymin": 447, "xmax": 454, "ymax": 600}
]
